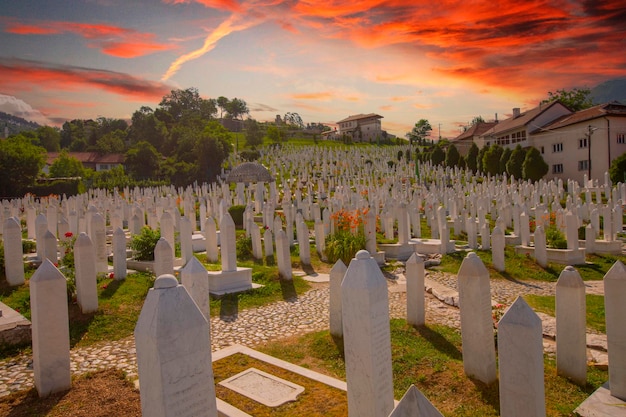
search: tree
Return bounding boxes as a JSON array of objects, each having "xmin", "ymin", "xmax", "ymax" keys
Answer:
[
  {"xmin": 244, "ymin": 118, "xmax": 263, "ymax": 148},
  {"xmin": 283, "ymin": 112, "xmax": 304, "ymax": 129},
  {"xmin": 499, "ymin": 147, "xmax": 512, "ymax": 175},
  {"xmin": 265, "ymin": 125, "xmax": 286, "ymax": 143},
  {"xmin": 36, "ymin": 126, "xmax": 61, "ymax": 152},
  {"xmin": 541, "ymin": 87, "xmax": 594, "ymax": 111},
  {"xmin": 445, "ymin": 144, "xmax": 460, "ymax": 167},
  {"xmin": 506, "ymin": 145, "xmax": 526, "ymax": 179},
  {"xmin": 477, "ymin": 145, "xmax": 489, "ymax": 173},
  {"xmin": 157, "ymin": 87, "xmax": 217, "ymax": 127},
  {"xmin": 431, "ymin": 144, "xmax": 445, "ymax": 165},
  {"xmin": 609, "ymin": 153, "xmax": 626, "ymax": 184},
  {"xmin": 193, "ymin": 121, "xmax": 233, "ymax": 182},
  {"xmin": 128, "ymin": 106, "xmax": 168, "ymax": 151},
  {"xmin": 522, "ymin": 147, "xmax": 548, "ymax": 181},
  {"xmin": 225, "ymin": 98, "xmax": 249, "ymax": 121},
  {"xmin": 94, "ymin": 130, "xmax": 126, "ymax": 154},
  {"xmin": 125, "ymin": 141, "xmax": 162, "ymax": 180},
  {"xmin": 0, "ymin": 135, "xmax": 46, "ymax": 197},
  {"xmin": 405, "ymin": 119, "xmax": 432, "ymax": 145},
  {"xmin": 466, "ymin": 142, "xmax": 479, "ymax": 173},
  {"xmin": 49, "ymin": 150, "xmax": 85, "ymax": 178},
  {"xmin": 482, "ymin": 144, "xmax": 503, "ymax": 176},
  {"xmin": 216, "ymin": 96, "xmax": 229, "ymax": 119}
]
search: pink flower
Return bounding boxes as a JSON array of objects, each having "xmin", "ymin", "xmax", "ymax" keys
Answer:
[{"xmin": 101, "ymin": 284, "xmax": 108, "ymax": 289}]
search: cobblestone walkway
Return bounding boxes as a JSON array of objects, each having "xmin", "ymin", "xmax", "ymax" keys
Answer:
[{"xmin": 0, "ymin": 269, "xmax": 606, "ymax": 397}]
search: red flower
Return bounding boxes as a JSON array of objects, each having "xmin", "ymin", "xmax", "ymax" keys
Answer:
[
  {"xmin": 101, "ymin": 284, "xmax": 108, "ymax": 289},
  {"xmin": 65, "ymin": 232, "xmax": 73, "ymax": 238},
  {"xmin": 108, "ymin": 273, "xmax": 115, "ymax": 279}
]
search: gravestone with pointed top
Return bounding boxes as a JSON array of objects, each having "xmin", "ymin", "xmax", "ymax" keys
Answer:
[
  {"xmin": 113, "ymin": 227, "xmax": 127, "ymax": 280},
  {"xmin": 388, "ymin": 385, "xmax": 443, "ymax": 417},
  {"xmin": 406, "ymin": 253, "xmax": 425, "ymax": 327},
  {"xmin": 604, "ymin": 261, "xmax": 626, "ymax": 400},
  {"xmin": 556, "ymin": 266, "xmax": 586, "ymax": 385},
  {"xmin": 204, "ymin": 217, "xmax": 219, "ymax": 263},
  {"xmin": 180, "ymin": 257, "xmax": 209, "ymax": 321},
  {"xmin": 74, "ymin": 233, "xmax": 99, "ymax": 313},
  {"xmin": 342, "ymin": 250, "xmax": 394, "ymax": 417},
  {"xmin": 329, "ymin": 259, "xmax": 347, "ymax": 337},
  {"xmin": 180, "ymin": 216, "xmax": 193, "ymax": 265},
  {"xmin": 491, "ymin": 225, "xmax": 505, "ymax": 272},
  {"xmin": 30, "ymin": 260, "xmax": 71, "ymax": 397},
  {"xmin": 534, "ymin": 225, "xmax": 547, "ymax": 268},
  {"xmin": 3, "ymin": 217, "xmax": 24, "ymax": 286},
  {"xmin": 154, "ymin": 238, "xmax": 174, "ymax": 278},
  {"xmin": 457, "ymin": 252, "xmax": 497, "ymax": 384},
  {"xmin": 276, "ymin": 229, "xmax": 292, "ymax": 280},
  {"xmin": 134, "ymin": 274, "xmax": 218, "ymax": 417},
  {"xmin": 498, "ymin": 296, "xmax": 546, "ymax": 417}
]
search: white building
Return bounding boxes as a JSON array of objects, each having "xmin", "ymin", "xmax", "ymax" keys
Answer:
[{"xmin": 336, "ymin": 113, "xmax": 384, "ymax": 142}]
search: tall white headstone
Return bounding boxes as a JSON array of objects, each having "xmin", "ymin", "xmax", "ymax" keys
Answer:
[
  {"xmin": 498, "ymin": 296, "xmax": 546, "ymax": 417},
  {"xmin": 180, "ymin": 216, "xmax": 193, "ymax": 265},
  {"xmin": 329, "ymin": 259, "xmax": 347, "ymax": 337},
  {"xmin": 534, "ymin": 225, "xmax": 547, "ymax": 268},
  {"xmin": 491, "ymin": 225, "xmax": 505, "ymax": 272},
  {"xmin": 113, "ymin": 227, "xmax": 127, "ymax": 280},
  {"xmin": 3, "ymin": 217, "xmax": 25, "ymax": 286},
  {"xmin": 457, "ymin": 252, "xmax": 497, "ymax": 384},
  {"xmin": 135, "ymin": 275, "xmax": 218, "ymax": 417},
  {"xmin": 556, "ymin": 266, "xmax": 586, "ymax": 385},
  {"xmin": 180, "ymin": 257, "xmax": 210, "ymax": 321},
  {"xmin": 30, "ymin": 260, "xmax": 71, "ymax": 397},
  {"xmin": 406, "ymin": 253, "xmax": 425, "ymax": 327},
  {"xmin": 388, "ymin": 385, "xmax": 444, "ymax": 417},
  {"xmin": 204, "ymin": 217, "xmax": 219, "ymax": 263},
  {"xmin": 220, "ymin": 212, "xmax": 237, "ymax": 272},
  {"xmin": 342, "ymin": 250, "xmax": 394, "ymax": 417},
  {"xmin": 74, "ymin": 233, "xmax": 99, "ymax": 313},
  {"xmin": 276, "ymin": 229, "xmax": 292, "ymax": 280},
  {"xmin": 604, "ymin": 261, "xmax": 626, "ymax": 400},
  {"xmin": 154, "ymin": 237, "xmax": 174, "ymax": 278}
]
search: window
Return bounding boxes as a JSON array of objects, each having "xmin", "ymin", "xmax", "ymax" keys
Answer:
[
  {"xmin": 552, "ymin": 143, "xmax": 563, "ymax": 152},
  {"xmin": 578, "ymin": 160, "xmax": 589, "ymax": 171},
  {"xmin": 579, "ymin": 138, "xmax": 588, "ymax": 148},
  {"xmin": 552, "ymin": 164, "xmax": 564, "ymax": 174},
  {"xmin": 618, "ymin": 133, "xmax": 625, "ymax": 144}
]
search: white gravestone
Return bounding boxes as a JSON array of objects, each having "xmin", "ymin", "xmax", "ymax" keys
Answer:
[
  {"xmin": 342, "ymin": 250, "xmax": 394, "ymax": 417},
  {"xmin": 388, "ymin": 385, "xmax": 443, "ymax": 417},
  {"xmin": 113, "ymin": 227, "xmax": 127, "ymax": 280},
  {"xmin": 91, "ymin": 213, "xmax": 108, "ymax": 274},
  {"xmin": 220, "ymin": 213, "xmax": 237, "ymax": 272},
  {"xmin": 406, "ymin": 253, "xmax": 425, "ymax": 327},
  {"xmin": 180, "ymin": 257, "xmax": 210, "ymax": 321},
  {"xmin": 134, "ymin": 275, "xmax": 218, "ymax": 417},
  {"xmin": 534, "ymin": 225, "xmax": 547, "ymax": 268},
  {"xmin": 42, "ymin": 230, "xmax": 58, "ymax": 264},
  {"xmin": 604, "ymin": 261, "xmax": 626, "ymax": 401},
  {"xmin": 276, "ymin": 229, "xmax": 292, "ymax": 280},
  {"xmin": 491, "ymin": 225, "xmax": 505, "ymax": 272},
  {"xmin": 556, "ymin": 266, "xmax": 587, "ymax": 385},
  {"xmin": 457, "ymin": 252, "xmax": 497, "ymax": 384},
  {"xmin": 74, "ymin": 233, "xmax": 99, "ymax": 313},
  {"xmin": 263, "ymin": 228, "xmax": 274, "ymax": 258},
  {"xmin": 154, "ymin": 237, "xmax": 174, "ymax": 278},
  {"xmin": 498, "ymin": 296, "xmax": 546, "ymax": 417},
  {"xmin": 3, "ymin": 217, "xmax": 25, "ymax": 286},
  {"xmin": 30, "ymin": 260, "xmax": 71, "ymax": 397},
  {"xmin": 329, "ymin": 259, "xmax": 347, "ymax": 337},
  {"xmin": 180, "ymin": 216, "xmax": 193, "ymax": 265},
  {"xmin": 204, "ymin": 217, "xmax": 219, "ymax": 263}
]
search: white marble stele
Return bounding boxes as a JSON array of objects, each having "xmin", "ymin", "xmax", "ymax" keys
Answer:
[
  {"xmin": 134, "ymin": 275, "xmax": 218, "ymax": 417},
  {"xmin": 388, "ymin": 385, "xmax": 443, "ymax": 417}
]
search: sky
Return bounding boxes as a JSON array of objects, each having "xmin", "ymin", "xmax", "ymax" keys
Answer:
[{"xmin": 1, "ymin": 0, "xmax": 625, "ymax": 139}]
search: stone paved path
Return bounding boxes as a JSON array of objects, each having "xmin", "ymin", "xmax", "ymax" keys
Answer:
[{"xmin": 0, "ymin": 270, "xmax": 607, "ymax": 397}]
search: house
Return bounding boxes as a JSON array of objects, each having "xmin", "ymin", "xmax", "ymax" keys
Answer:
[
  {"xmin": 44, "ymin": 152, "xmax": 125, "ymax": 175},
  {"xmin": 450, "ymin": 121, "xmax": 498, "ymax": 156},
  {"xmin": 529, "ymin": 102, "xmax": 626, "ymax": 184},
  {"xmin": 479, "ymin": 101, "xmax": 572, "ymax": 150},
  {"xmin": 336, "ymin": 113, "xmax": 384, "ymax": 142}
]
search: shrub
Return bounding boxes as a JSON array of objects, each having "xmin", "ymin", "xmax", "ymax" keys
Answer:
[
  {"xmin": 22, "ymin": 239, "xmax": 36, "ymax": 254},
  {"xmin": 228, "ymin": 205, "xmax": 246, "ymax": 228},
  {"xmin": 130, "ymin": 226, "xmax": 161, "ymax": 261},
  {"xmin": 236, "ymin": 234, "xmax": 253, "ymax": 260},
  {"xmin": 324, "ymin": 231, "xmax": 367, "ymax": 265},
  {"xmin": 546, "ymin": 226, "xmax": 567, "ymax": 249}
]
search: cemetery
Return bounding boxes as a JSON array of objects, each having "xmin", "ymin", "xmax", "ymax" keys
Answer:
[{"xmin": 0, "ymin": 142, "xmax": 625, "ymax": 416}]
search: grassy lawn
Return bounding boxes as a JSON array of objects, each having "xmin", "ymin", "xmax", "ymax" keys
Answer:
[
  {"xmin": 435, "ymin": 248, "xmax": 626, "ymax": 282},
  {"xmin": 524, "ymin": 294, "xmax": 606, "ymax": 333},
  {"xmin": 260, "ymin": 319, "xmax": 608, "ymax": 417}
]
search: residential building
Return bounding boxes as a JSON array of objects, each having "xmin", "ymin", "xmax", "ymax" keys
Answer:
[
  {"xmin": 336, "ymin": 113, "xmax": 384, "ymax": 142},
  {"xmin": 450, "ymin": 121, "xmax": 498, "ymax": 156},
  {"xmin": 44, "ymin": 152, "xmax": 125, "ymax": 175},
  {"xmin": 530, "ymin": 102, "xmax": 626, "ymax": 184}
]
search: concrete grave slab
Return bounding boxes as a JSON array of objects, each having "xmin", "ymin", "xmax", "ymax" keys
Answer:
[{"xmin": 219, "ymin": 367, "xmax": 304, "ymax": 407}]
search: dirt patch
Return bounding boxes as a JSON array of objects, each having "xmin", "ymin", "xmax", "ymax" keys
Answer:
[{"xmin": 0, "ymin": 369, "xmax": 141, "ymax": 417}]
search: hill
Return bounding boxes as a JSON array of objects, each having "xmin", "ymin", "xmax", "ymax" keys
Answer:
[
  {"xmin": 0, "ymin": 111, "xmax": 40, "ymax": 137},
  {"xmin": 591, "ymin": 78, "xmax": 626, "ymax": 104}
]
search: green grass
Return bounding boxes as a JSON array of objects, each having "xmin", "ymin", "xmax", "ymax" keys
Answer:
[
  {"xmin": 435, "ymin": 248, "xmax": 626, "ymax": 283},
  {"xmin": 260, "ymin": 319, "xmax": 607, "ymax": 417},
  {"xmin": 524, "ymin": 294, "xmax": 606, "ymax": 333}
]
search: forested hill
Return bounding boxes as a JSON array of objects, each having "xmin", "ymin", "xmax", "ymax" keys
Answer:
[
  {"xmin": 591, "ymin": 78, "xmax": 626, "ymax": 104},
  {"xmin": 0, "ymin": 111, "xmax": 40, "ymax": 137}
]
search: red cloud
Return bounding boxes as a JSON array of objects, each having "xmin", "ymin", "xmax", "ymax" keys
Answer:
[
  {"xmin": 3, "ymin": 19, "xmax": 174, "ymax": 58},
  {"xmin": 0, "ymin": 59, "xmax": 171, "ymax": 101},
  {"xmin": 164, "ymin": 0, "xmax": 242, "ymax": 12}
]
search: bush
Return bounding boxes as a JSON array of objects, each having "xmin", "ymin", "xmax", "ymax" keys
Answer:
[
  {"xmin": 129, "ymin": 226, "xmax": 161, "ymax": 261},
  {"xmin": 546, "ymin": 227, "xmax": 567, "ymax": 249},
  {"xmin": 22, "ymin": 239, "xmax": 36, "ymax": 254},
  {"xmin": 236, "ymin": 234, "xmax": 253, "ymax": 260},
  {"xmin": 228, "ymin": 205, "xmax": 246, "ymax": 228},
  {"xmin": 324, "ymin": 231, "xmax": 367, "ymax": 265}
]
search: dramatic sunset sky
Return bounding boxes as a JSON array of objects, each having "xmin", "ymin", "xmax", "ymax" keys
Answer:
[{"xmin": 1, "ymin": 0, "xmax": 625, "ymax": 138}]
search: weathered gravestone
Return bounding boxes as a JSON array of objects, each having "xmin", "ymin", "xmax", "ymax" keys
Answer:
[
  {"xmin": 342, "ymin": 250, "xmax": 394, "ymax": 417},
  {"xmin": 113, "ymin": 227, "xmax": 127, "ymax": 280},
  {"xmin": 329, "ymin": 259, "xmax": 347, "ymax": 337},
  {"xmin": 3, "ymin": 217, "xmax": 25, "ymax": 286},
  {"xmin": 405, "ymin": 253, "xmax": 425, "ymax": 327},
  {"xmin": 498, "ymin": 296, "xmax": 545, "ymax": 417},
  {"xmin": 388, "ymin": 384, "xmax": 443, "ymax": 417},
  {"xmin": 74, "ymin": 233, "xmax": 99, "ymax": 314},
  {"xmin": 180, "ymin": 257, "xmax": 209, "ymax": 321},
  {"xmin": 604, "ymin": 261, "xmax": 626, "ymax": 400},
  {"xmin": 556, "ymin": 265, "xmax": 586, "ymax": 385},
  {"xmin": 457, "ymin": 252, "xmax": 497, "ymax": 384},
  {"xmin": 30, "ymin": 260, "xmax": 71, "ymax": 397},
  {"xmin": 134, "ymin": 274, "xmax": 218, "ymax": 417}
]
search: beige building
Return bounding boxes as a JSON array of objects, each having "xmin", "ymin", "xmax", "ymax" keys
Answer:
[{"xmin": 336, "ymin": 113, "xmax": 384, "ymax": 142}]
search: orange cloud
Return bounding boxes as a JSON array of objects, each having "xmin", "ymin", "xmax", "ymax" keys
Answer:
[
  {"xmin": 0, "ymin": 58, "xmax": 171, "ymax": 101},
  {"xmin": 290, "ymin": 92, "xmax": 335, "ymax": 100},
  {"xmin": 3, "ymin": 19, "xmax": 174, "ymax": 58}
]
